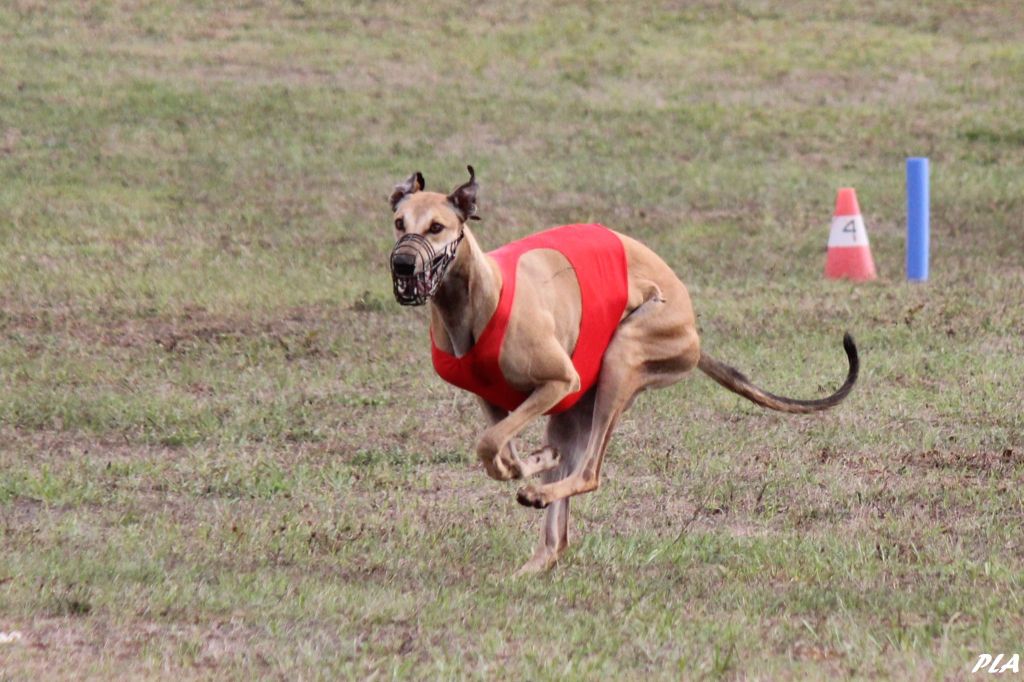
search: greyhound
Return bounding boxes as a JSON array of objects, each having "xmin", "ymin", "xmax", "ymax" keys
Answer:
[{"xmin": 388, "ymin": 166, "xmax": 857, "ymax": 575}]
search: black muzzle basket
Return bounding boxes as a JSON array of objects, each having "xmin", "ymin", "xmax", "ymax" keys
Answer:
[{"xmin": 390, "ymin": 232, "xmax": 463, "ymax": 306}]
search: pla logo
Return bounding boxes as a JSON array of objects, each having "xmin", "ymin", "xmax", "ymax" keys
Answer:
[
  {"xmin": 972, "ymin": 654, "xmax": 1021, "ymax": 674},
  {"xmin": 0, "ymin": 630, "xmax": 23, "ymax": 644}
]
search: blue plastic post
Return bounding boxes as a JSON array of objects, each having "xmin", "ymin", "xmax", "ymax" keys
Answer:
[{"xmin": 906, "ymin": 157, "xmax": 929, "ymax": 282}]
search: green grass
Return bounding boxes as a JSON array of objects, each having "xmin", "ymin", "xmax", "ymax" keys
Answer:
[{"xmin": 1, "ymin": 1, "xmax": 1023, "ymax": 679}]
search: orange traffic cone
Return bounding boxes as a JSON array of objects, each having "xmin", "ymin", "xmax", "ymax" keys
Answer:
[{"xmin": 824, "ymin": 188, "xmax": 876, "ymax": 281}]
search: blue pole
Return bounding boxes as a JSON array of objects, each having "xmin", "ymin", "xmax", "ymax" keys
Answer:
[{"xmin": 906, "ymin": 157, "xmax": 930, "ymax": 281}]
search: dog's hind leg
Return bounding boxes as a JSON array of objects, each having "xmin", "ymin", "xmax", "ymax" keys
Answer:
[
  {"xmin": 516, "ymin": 287, "xmax": 699, "ymax": 508},
  {"xmin": 514, "ymin": 498, "xmax": 568, "ymax": 577},
  {"xmin": 514, "ymin": 391, "xmax": 595, "ymax": 576}
]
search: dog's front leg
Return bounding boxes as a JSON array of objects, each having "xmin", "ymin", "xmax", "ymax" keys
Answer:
[
  {"xmin": 476, "ymin": 399, "xmax": 521, "ymax": 477},
  {"xmin": 477, "ymin": 398, "xmax": 564, "ymax": 482},
  {"xmin": 475, "ymin": 376, "xmax": 577, "ymax": 481}
]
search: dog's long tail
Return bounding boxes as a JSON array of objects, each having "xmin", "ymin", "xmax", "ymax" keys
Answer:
[{"xmin": 697, "ymin": 333, "xmax": 858, "ymax": 414}]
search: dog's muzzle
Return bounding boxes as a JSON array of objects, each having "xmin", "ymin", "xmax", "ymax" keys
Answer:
[{"xmin": 390, "ymin": 232, "xmax": 463, "ymax": 306}]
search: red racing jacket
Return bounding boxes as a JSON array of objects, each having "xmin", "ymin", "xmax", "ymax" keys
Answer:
[{"xmin": 431, "ymin": 223, "xmax": 629, "ymax": 414}]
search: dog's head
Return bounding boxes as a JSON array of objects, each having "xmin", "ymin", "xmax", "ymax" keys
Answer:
[{"xmin": 388, "ymin": 166, "xmax": 479, "ymax": 306}]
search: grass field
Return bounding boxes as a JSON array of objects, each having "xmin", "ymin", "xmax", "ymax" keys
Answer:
[{"xmin": 2, "ymin": 1, "xmax": 1023, "ymax": 679}]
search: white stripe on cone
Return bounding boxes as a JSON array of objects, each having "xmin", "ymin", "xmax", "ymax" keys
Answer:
[{"xmin": 827, "ymin": 215, "xmax": 870, "ymax": 248}]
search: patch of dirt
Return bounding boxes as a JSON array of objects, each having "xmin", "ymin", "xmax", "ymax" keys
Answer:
[
  {"xmin": 902, "ymin": 448, "xmax": 1022, "ymax": 470},
  {"xmin": 2, "ymin": 127, "xmax": 21, "ymax": 154},
  {"xmin": 6, "ymin": 616, "xmax": 275, "ymax": 676},
  {"xmin": 0, "ymin": 427, "xmax": 184, "ymax": 463},
  {"xmin": 0, "ymin": 302, "xmax": 358, "ymax": 357},
  {"xmin": 790, "ymin": 640, "xmax": 846, "ymax": 663}
]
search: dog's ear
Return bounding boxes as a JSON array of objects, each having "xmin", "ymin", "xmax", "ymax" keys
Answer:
[
  {"xmin": 389, "ymin": 171, "xmax": 425, "ymax": 211},
  {"xmin": 447, "ymin": 165, "xmax": 480, "ymax": 221}
]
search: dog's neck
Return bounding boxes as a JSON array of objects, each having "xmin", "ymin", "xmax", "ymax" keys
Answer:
[{"xmin": 430, "ymin": 227, "xmax": 500, "ymax": 357}]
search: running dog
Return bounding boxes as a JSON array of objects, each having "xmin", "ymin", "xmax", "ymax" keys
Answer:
[{"xmin": 388, "ymin": 166, "xmax": 858, "ymax": 575}]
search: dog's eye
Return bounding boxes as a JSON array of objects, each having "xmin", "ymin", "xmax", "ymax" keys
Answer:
[
  {"xmin": 428, "ymin": 222, "xmax": 445, "ymax": 234},
  {"xmin": 395, "ymin": 218, "xmax": 405, "ymax": 232}
]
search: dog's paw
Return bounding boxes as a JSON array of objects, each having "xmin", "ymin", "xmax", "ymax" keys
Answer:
[
  {"xmin": 516, "ymin": 485, "xmax": 550, "ymax": 509},
  {"xmin": 519, "ymin": 446, "xmax": 560, "ymax": 478},
  {"xmin": 513, "ymin": 552, "xmax": 558, "ymax": 577},
  {"xmin": 474, "ymin": 433, "xmax": 501, "ymax": 462},
  {"xmin": 482, "ymin": 458, "xmax": 519, "ymax": 481},
  {"xmin": 526, "ymin": 445, "xmax": 559, "ymax": 464}
]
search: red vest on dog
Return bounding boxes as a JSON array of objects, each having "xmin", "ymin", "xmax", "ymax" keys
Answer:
[{"xmin": 431, "ymin": 224, "xmax": 629, "ymax": 415}]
